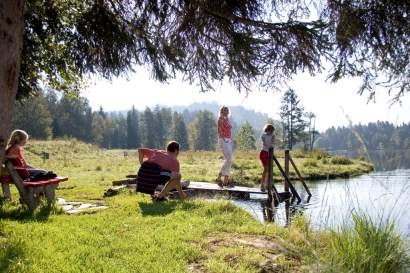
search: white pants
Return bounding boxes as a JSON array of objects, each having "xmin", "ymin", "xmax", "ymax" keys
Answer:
[{"xmin": 219, "ymin": 138, "xmax": 233, "ymax": 176}]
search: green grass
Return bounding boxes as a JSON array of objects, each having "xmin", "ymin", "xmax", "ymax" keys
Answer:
[
  {"xmin": 0, "ymin": 139, "xmax": 404, "ymax": 273},
  {"xmin": 326, "ymin": 214, "xmax": 410, "ymax": 273}
]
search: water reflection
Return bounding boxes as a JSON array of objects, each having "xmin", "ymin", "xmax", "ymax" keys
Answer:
[{"xmin": 235, "ymin": 169, "xmax": 410, "ymax": 238}]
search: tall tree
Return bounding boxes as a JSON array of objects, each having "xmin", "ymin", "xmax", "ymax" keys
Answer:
[
  {"xmin": 190, "ymin": 111, "xmax": 217, "ymax": 151},
  {"xmin": 305, "ymin": 112, "xmax": 318, "ymax": 151},
  {"xmin": 1, "ymin": 1, "xmax": 409, "ymax": 169},
  {"xmin": 126, "ymin": 106, "xmax": 140, "ymax": 149},
  {"xmin": 236, "ymin": 122, "xmax": 257, "ymax": 151},
  {"xmin": 153, "ymin": 106, "xmax": 165, "ymax": 148},
  {"xmin": 160, "ymin": 107, "xmax": 173, "ymax": 143},
  {"xmin": 171, "ymin": 112, "xmax": 189, "ymax": 151},
  {"xmin": 140, "ymin": 107, "xmax": 156, "ymax": 148},
  {"xmin": 12, "ymin": 92, "xmax": 53, "ymax": 139},
  {"xmin": 280, "ymin": 89, "xmax": 306, "ymax": 149}
]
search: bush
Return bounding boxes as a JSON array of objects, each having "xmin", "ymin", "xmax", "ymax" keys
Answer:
[
  {"xmin": 302, "ymin": 159, "xmax": 318, "ymax": 167},
  {"xmin": 321, "ymin": 157, "xmax": 329, "ymax": 164},
  {"xmin": 331, "ymin": 156, "xmax": 353, "ymax": 165},
  {"xmin": 310, "ymin": 149, "xmax": 327, "ymax": 160},
  {"xmin": 328, "ymin": 214, "xmax": 410, "ymax": 273}
]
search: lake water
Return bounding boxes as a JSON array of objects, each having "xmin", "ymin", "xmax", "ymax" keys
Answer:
[{"xmin": 235, "ymin": 169, "xmax": 410, "ymax": 237}]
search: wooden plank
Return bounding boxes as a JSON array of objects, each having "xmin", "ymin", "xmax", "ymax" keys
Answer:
[
  {"xmin": 271, "ymin": 155, "xmax": 302, "ymax": 203},
  {"xmin": 289, "ymin": 155, "xmax": 312, "ymax": 196},
  {"xmin": 112, "ymin": 179, "xmax": 136, "ymax": 186},
  {"xmin": 187, "ymin": 181, "xmax": 266, "ymax": 194},
  {"xmin": 1, "ymin": 183, "xmax": 11, "ymax": 199},
  {"xmin": 267, "ymin": 147, "xmax": 280, "ymax": 206}
]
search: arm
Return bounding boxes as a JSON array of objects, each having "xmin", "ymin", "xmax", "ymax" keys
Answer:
[
  {"xmin": 137, "ymin": 148, "xmax": 155, "ymax": 164},
  {"xmin": 4, "ymin": 146, "xmax": 18, "ymax": 159}
]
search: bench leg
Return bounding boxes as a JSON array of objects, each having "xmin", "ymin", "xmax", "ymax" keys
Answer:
[
  {"xmin": 44, "ymin": 185, "xmax": 56, "ymax": 204},
  {"xmin": 1, "ymin": 183, "xmax": 11, "ymax": 199},
  {"xmin": 26, "ymin": 187, "xmax": 38, "ymax": 211}
]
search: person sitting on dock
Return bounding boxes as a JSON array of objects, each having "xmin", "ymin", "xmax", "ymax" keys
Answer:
[
  {"xmin": 259, "ymin": 124, "xmax": 275, "ymax": 192},
  {"xmin": 137, "ymin": 141, "xmax": 187, "ymax": 201}
]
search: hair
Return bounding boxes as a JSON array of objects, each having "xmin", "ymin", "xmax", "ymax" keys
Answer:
[
  {"xmin": 219, "ymin": 106, "xmax": 229, "ymax": 117},
  {"xmin": 263, "ymin": 124, "xmax": 274, "ymax": 133},
  {"xmin": 7, "ymin": 130, "xmax": 29, "ymax": 149},
  {"xmin": 166, "ymin": 141, "xmax": 180, "ymax": 153}
]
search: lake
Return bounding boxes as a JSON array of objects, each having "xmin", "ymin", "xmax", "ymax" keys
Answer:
[{"xmin": 235, "ymin": 169, "xmax": 410, "ymax": 237}]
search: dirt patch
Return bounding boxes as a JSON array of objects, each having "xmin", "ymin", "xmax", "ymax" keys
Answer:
[{"xmin": 189, "ymin": 233, "xmax": 302, "ymax": 273}]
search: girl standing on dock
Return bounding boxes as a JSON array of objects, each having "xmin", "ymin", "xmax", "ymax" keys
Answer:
[
  {"xmin": 216, "ymin": 106, "xmax": 235, "ymax": 188},
  {"xmin": 259, "ymin": 124, "xmax": 275, "ymax": 192}
]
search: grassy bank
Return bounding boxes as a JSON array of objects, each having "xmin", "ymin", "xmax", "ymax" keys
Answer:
[
  {"xmin": 21, "ymin": 139, "xmax": 373, "ymax": 191},
  {"xmin": 1, "ymin": 140, "xmax": 404, "ymax": 273}
]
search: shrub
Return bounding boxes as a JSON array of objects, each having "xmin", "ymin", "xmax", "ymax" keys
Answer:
[
  {"xmin": 310, "ymin": 149, "xmax": 327, "ymax": 160},
  {"xmin": 321, "ymin": 158, "xmax": 329, "ymax": 164},
  {"xmin": 328, "ymin": 214, "xmax": 410, "ymax": 273},
  {"xmin": 331, "ymin": 156, "xmax": 353, "ymax": 165},
  {"xmin": 302, "ymin": 159, "xmax": 318, "ymax": 167}
]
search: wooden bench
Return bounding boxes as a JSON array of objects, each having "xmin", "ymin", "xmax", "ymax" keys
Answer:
[{"xmin": 0, "ymin": 161, "xmax": 68, "ymax": 210}]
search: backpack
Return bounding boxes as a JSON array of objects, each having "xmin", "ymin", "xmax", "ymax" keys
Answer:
[{"xmin": 136, "ymin": 162, "xmax": 162, "ymax": 195}]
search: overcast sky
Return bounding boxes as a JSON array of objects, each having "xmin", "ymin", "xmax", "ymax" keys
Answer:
[{"xmin": 83, "ymin": 69, "xmax": 410, "ymax": 132}]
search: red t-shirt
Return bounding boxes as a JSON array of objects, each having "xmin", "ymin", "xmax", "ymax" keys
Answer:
[
  {"xmin": 140, "ymin": 149, "xmax": 180, "ymax": 173},
  {"xmin": 218, "ymin": 116, "xmax": 232, "ymax": 139},
  {"xmin": 5, "ymin": 145, "xmax": 30, "ymax": 178}
]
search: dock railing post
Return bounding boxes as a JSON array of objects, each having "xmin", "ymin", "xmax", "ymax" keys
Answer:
[
  {"xmin": 267, "ymin": 147, "xmax": 279, "ymax": 206},
  {"xmin": 267, "ymin": 147, "xmax": 274, "ymax": 203},
  {"xmin": 289, "ymin": 154, "xmax": 312, "ymax": 197},
  {"xmin": 284, "ymin": 150, "xmax": 290, "ymax": 193}
]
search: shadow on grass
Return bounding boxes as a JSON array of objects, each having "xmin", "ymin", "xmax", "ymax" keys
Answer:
[
  {"xmin": 138, "ymin": 200, "xmax": 202, "ymax": 216},
  {"xmin": 0, "ymin": 200, "xmax": 62, "ymax": 222},
  {"xmin": 0, "ymin": 237, "xmax": 26, "ymax": 273}
]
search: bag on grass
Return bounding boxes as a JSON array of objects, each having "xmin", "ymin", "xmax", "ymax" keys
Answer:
[{"xmin": 136, "ymin": 162, "xmax": 162, "ymax": 195}]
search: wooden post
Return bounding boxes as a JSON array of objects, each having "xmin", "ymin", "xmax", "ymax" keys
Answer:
[
  {"xmin": 267, "ymin": 147, "xmax": 279, "ymax": 206},
  {"xmin": 289, "ymin": 154, "xmax": 312, "ymax": 196},
  {"xmin": 5, "ymin": 161, "xmax": 38, "ymax": 210},
  {"xmin": 284, "ymin": 150, "xmax": 290, "ymax": 193},
  {"xmin": 267, "ymin": 147, "xmax": 273, "ymax": 202},
  {"xmin": 271, "ymin": 156, "xmax": 301, "ymax": 203},
  {"xmin": 1, "ymin": 183, "xmax": 11, "ymax": 199}
]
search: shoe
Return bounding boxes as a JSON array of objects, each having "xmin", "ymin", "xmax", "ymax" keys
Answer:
[
  {"xmin": 216, "ymin": 178, "xmax": 223, "ymax": 188},
  {"xmin": 225, "ymin": 183, "xmax": 234, "ymax": 188}
]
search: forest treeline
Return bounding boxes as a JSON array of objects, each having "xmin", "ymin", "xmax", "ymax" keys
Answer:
[
  {"xmin": 13, "ymin": 91, "xmax": 266, "ymax": 151},
  {"xmin": 12, "ymin": 89, "xmax": 322, "ymax": 152},
  {"xmin": 316, "ymin": 122, "xmax": 410, "ymax": 170}
]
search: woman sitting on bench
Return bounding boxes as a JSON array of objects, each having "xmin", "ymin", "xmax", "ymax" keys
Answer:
[
  {"xmin": 5, "ymin": 130, "xmax": 56, "ymax": 181},
  {"xmin": 137, "ymin": 141, "xmax": 187, "ymax": 201}
]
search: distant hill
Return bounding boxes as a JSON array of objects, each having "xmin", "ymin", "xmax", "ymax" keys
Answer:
[{"xmin": 171, "ymin": 102, "xmax": 271, "ymax": 132}]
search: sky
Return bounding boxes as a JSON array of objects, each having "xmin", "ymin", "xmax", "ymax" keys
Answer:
[{"xmin": 83, "ymin": 69, "xmax": 410, "ymax": 132}]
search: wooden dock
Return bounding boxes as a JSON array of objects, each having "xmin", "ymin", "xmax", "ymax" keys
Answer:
[{"xmin": 186, "ymin": 181, "xmax": 267, "ymax": 198}]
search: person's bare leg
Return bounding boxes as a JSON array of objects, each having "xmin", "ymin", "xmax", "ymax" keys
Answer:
[
  {"xmin": 157, "ymin": 174, "xmax": 187, "ymax": 200},
  {"xmin": 223, "ymin": 175, "xmax": 229, "ymax": 186},
  {"xmin": 173, "ymin": 178, "xmax": 187, "ymax": 200},
  {"xmin": 261, "ymin": 168, "xmax": 267, "ymax": 190}
]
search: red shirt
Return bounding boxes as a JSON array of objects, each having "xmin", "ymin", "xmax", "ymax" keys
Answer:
[
  {"xmin": 140, "ymin": 148, "xmax": 180, "ymax": 173},
  {"xmin": 5, "ymin": 145, "xmax": 29, "ymax": 178},
  {"xmin": 218, "ymin": 116, "xmax": 232, "ymax": 139}
]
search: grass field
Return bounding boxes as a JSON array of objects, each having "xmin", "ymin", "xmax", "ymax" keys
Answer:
[{"xmin": 0, "ymin": 140, "xmax": 406, "ymax": 273}]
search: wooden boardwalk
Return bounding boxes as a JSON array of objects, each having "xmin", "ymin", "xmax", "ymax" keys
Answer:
[
  {"xmin": 187, "ymin": 181, "xmax": 266, "ymax": 195},
  {"xmin": 182, "ymin": 181, "xmax": 268, "ymax": 198}
]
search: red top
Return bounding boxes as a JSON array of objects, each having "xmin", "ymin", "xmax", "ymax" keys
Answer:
[
  {"xmin": 5, "ymin": 145, "xmax": 30, "ymax": 178},
  {"xmin": 218, "ymin": 116, "xmax": 232, "ymax": 139},
  {"xmin": 140, "ymin": 148, "xmax": 180, "ymax": 173}
]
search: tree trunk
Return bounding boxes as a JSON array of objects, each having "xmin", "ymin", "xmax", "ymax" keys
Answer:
[{"xmin": 0, "ymin": 1, "xmax": 25, "ymax": 176}]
